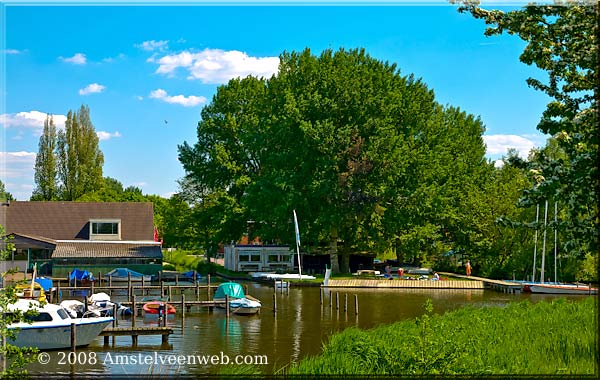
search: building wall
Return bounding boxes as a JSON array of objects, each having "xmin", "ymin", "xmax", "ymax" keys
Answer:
[{"xmin": 224, "ymin": 245, "xmax": 295, "ymax": 272}]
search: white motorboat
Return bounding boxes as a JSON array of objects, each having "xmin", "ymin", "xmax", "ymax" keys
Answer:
[
  {"xmin": 6, "ymin": 299, "xmax": 113, "ymax": 350},
  {"xmin": 88, "ymin": 292, "xmax": 132, "ymax": 316},
  {"xmin": 523, "ymin": 283, "xmax": 598, "ymax": 295},
  {"xmin": 214, "ymin": 282, "xmax": 261, "ymax": 315}
]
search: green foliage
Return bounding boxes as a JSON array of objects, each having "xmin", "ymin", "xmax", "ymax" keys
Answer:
[
  {"xmin": 458, "ymin": 0, "xmax": 598, "ymax": 261},
  {"xmin": 31, "ymin": 115, "xmax": 58, "ymax": 201},
  {"xmin": 577, "ymin": 252, "xmax": 598, "ymax": 283},
  {"xmin": 0, "ymin": 225, "xmax": 39, "ymax": 376},
  {"xmin": 163, "ymin": 249, "xmax": 202, "ymax": 272},
  {"xmin": 288, "ymin": 297, "xmax": 597, "ymax": 375},
  {"xmin": 179, "ymin": 48, "xmax": 490, "ymax": 274},
  {"xmin": 0, "ymin": 180, "xmax": 14, "ymax": 202}
]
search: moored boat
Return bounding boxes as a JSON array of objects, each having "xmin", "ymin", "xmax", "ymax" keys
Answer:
[
  {"xmin": 6, "ymin": 299, "xmax": 112, "ymax": 350},
  {"xmin": 104, "ymin": 268, "xmax": 152, "ymax": 282},
  {"xmin": 142, "ymin": 301, "xmax": 176, "ymax": 317},
  {"xmin": 214, "ymin": 282, "xmax": 261, "ymax": 315},
  {"xmin": 523, "ymin": 283, "xmax": 598, "ymax": 295}
]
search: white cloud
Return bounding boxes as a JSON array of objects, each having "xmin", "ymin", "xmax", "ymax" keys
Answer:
[
  {"xmin": 97, "ymin": 131, "xmax": 122, "ymax": 141},
  {"xmin": 0, "ymin": 151, "xmax": 36, "ymax": 179},
  {"xmin": 149, "ymin": 89, "xmax": 206, "ymax": 107},
  {"xmin": 483, "ymin": 134, "xmax": 538, "ymax": 159},
  {"xmin": 136, "ymin": 40, "xmax": 169, "ymax": 52},
  {"xmin": 154, "ymin": 48, "xmax": 279, "ymax": 84},
  {"xmin": 79, "ymin": 83, "xmax": 106, "ymax": 95},
  {"xmin": 60, "ymin": 53, "xmax": 87, "ymax": 65},
  {"xmin": 1, "ymin": 111, "xmax": 67, "ymax": 133},
  {"xmin": 102, "ymin": 53, "xmax": 125, "ymax": 63},
  {"xmin": 3, "ymin": 49, "xmax": 24, "ymax": 54}
]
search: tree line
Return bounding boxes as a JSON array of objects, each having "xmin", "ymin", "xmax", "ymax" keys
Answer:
[{"xmin": 11, "ymin": 1, "xmax": 597, "ymax": 281}]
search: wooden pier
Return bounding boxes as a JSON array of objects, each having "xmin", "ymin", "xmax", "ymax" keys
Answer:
[
  {"xmin": 100, "ymin": 326, "xmax": 173, "ymax": 345},
  {"xmin": 438, "ymin": 272, "xmax": 522, "ymax": 294},
  {"xmin": 324, "ymin": 278, "xmax": 485, "ymax": 289}
]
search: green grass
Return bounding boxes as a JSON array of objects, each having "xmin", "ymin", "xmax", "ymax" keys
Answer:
[
  {"xmin": 287, "ymin": 297, "xmax": 598, "ymax": 375},
  {"xmin": 162, "ymin": 249, "xmax": 202, "ymax": 272}
]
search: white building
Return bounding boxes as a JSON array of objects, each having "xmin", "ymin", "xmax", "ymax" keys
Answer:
[{"xmin": 224, "ymin": 244, "xmax": 295, "ymax": 272}]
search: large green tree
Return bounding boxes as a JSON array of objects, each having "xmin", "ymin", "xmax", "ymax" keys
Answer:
[
  {"xmin": 179, "ymin": 48, "xmax": 490, "ymax": 273},
  {"xmin": 458, "ymin": 1, "xmax": 598, "ymax": 262},
  {"xmin": 56, "ymin": 105, "xmax": 104, "ymax": 201},
  {"xmin": 0, "ymin": 180, "xmax": 14, "ymax": 202},
  {"xmin": 31, "ymin": 115, "xmax": 58, "ymax": 201}
]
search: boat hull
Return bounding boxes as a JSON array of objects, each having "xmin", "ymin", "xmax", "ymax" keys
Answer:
[
  {"xmin": 524, "ymin": 284, "xmax": 598, "ymax": 295},
  {"xmin": 142, "ymin": 302, "xmax": 176, "ymax": 317},
  {"xmin": 8, "ymin": 318, "xmax": 112, "ymax": 350},
  {"xmin": 214, "ymin": 297, "xmax": 261, "ymax": 315}
]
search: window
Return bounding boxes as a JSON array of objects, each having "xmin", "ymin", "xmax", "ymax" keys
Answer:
[
  {"xmin": 90, "ymin": 219, "xmax": 120, "ymax": 240},
  {"xmin": 239, "ymin": 251, "xmax": 261, "ymax": 262},
  {"xmin": 57, "ymin": 309, "xmax": 70, "ymax": 320}
]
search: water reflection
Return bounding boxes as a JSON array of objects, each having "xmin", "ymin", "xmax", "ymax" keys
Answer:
[{"xmin": 26, "ymin": 284, "xmax": 588, "ymax": 376}]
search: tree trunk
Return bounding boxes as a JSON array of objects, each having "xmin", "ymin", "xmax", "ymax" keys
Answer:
[
  {"xmin": 339, "ymin": 252, "xmax": 350, "ymax": 274},
  {"xmin": 329, "ymin": 227, "xmax": 340, "ymax": 274},
  {"xmin": 395, "ymin": 238, "xmax": 404, "ymax": 264}
]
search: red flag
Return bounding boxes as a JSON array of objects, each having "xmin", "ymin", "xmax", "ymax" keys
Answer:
[{"xmin": 153, "ymin": 227, "xmax": 159, "ymax": 242}]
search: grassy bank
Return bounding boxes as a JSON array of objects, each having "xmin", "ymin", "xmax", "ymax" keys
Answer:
[{"xmin": 286, "ymin": 297, "xmax": 597, "ymax": 375}]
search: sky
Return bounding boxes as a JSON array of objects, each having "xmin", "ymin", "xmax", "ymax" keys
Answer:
[{"xmin": 1, "ymin": 1, "xmax": 552, "ymax": 201}]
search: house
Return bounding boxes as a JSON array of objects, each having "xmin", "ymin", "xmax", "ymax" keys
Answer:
[
  {"xmin": 224, "ymin": 244, "xmax": 297, "ymax": 273},
  {"xmin": 0, "ymin": 201, "xmax": 162, "ymax": 278}
]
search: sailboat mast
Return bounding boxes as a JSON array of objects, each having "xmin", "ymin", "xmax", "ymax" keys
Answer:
[
  {"xmin": 532, "ymin": 204, "xmax": 539, "ymax": 282},
  {"xmin": 293, "ymin": 210, "xmax": 302, "ymax": 278},
  {"xmin": 540, "ymin": 200, "xmax": 548, "ymax": 283},
  {"xmin": 554, "ymin": 202, "xmax": 558, "ymax": 284}
]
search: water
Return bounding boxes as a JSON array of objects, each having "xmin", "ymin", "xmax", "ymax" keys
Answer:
[{"xmin": 24, "ymin": 282, "xmax": 586, "ymax": 376}]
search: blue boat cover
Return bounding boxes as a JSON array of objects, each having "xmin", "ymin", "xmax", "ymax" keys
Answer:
[
  {"xmin": 182, "ymin": 270, "xmax": 201, "ymax": 280},
  {"xmin": 34, "ymin": 277, "xmax": 53, "ymax": 291},
  {"xmin": 69, "ymin": 269, "xmax": 95, "ymax": 282},
  {"xmin": 104, "ymin": 268, "xmax": 146, "ymax": 278},
  {"xmin": 214, "ymin": 282, "xmax": 246, "ymax": 299}
]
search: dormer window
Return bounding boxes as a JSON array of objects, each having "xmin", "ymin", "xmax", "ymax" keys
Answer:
[{"xmin": 90, "ymin": 219, "xmax": 121, "ymax": 241}]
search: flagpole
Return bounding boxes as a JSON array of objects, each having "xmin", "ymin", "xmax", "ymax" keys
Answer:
[{"xmin": 293, "ymin": 210, "xmax": 302, "ymax": 279}]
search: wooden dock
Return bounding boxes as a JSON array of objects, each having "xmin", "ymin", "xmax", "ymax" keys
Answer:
[
  {"xmin": 324, "ymin": 279, "xmax": 485, "ymax": 289},
  {"xmin": 100, "ymin": 326, "xmax": 173, "ymax": 345},
  {"xmin": 438, "ymin": 272, "xmax": 522, "ymax": 294}
]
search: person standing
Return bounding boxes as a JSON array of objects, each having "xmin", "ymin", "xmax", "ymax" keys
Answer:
[{"xmin": 466, "ymin": 260, "xmax": 472, "ymax": 277}]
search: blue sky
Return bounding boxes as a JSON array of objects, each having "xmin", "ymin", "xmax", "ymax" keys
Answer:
[{"xmin": 1, "ymin": 1, "xmax": 551, "ymax": 201}]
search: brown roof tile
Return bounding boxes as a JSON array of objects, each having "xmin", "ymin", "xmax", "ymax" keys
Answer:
[{"xmin": 0, "ymin": 201, "xmax": 154, "ymax": 241}]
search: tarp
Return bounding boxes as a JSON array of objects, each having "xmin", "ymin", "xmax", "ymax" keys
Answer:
[
  {"xmin": 214, "ymin": 282, "xmax": 246, "ymax": 299},
  {"xmin": 69, "ymin": 269, "xmax": 95, "ymax": 282},
  {"xmin": 182, "ymin": 270, "xmax": 201, "ymax": 280},
  {"xmin": 34, "ymin": 277, "xmax": 53, "ymax": 292},
  {"xmin": 104, "ymin": 268, "xmax": 145, "ymax": 278}
]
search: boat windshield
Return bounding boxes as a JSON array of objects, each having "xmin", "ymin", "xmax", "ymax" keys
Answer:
[{"xmin": 57, "ymin": 309, "xmax": 70, "ymax": 320}]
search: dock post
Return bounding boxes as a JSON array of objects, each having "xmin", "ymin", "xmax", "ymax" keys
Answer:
[
  {"xmin": 70, "ymin": 322, "xmax": 76, "ymax": 352},
  {"xmin": 329, "ymin": 291, "xmax": 332, "ymax": 308},
  {"xmin": 176, "ymin": 274, "xmax": 179, "ymax": 286},
  {"xmin": 91, "ymin": 280, "xmax": 94, "ymax": 296},
  {"xmin": 113, "ymin": 304, "xmax": 118, "ymax": 327},
  {"xmin": 57, "ymin": 280, "xmax": 61, "ymax": 303},
  {"xmin": 132, "ymin": 295, "xmax": 137, "ymax": 328},
  {"xmin": 162, "ymin": 303, "xmax": 167, "ymax": 327},
  {"xmin": 196, "ymin": 278, "xmax": 200, "ymax": 301},
  {"xmin": 273, "ymin": 294, "xmax": 277, "ymax": 314},
  {"xmin": 68, "ymin": 271, "xmax": 71, "ymax": 287},
  {"xmin": 207, "ymin": 274, "xmax": 211, "ymax": 300},
  {"xmin": 354, "ymin": 294, "xmax": 359, "ymax": 315},
  {"xmin": 336, "ymin": 292, "xmax": 339, "ymax": 310},
  {"xmin": 168, "ymin": 286, "xmax": 172, "ymax": 301},
  {"xmin": 160, "ymin": 281, "xmax": 164, "ymax": 298},
  {"xmin": 98, "ymin": 272, "xmax": 102, "ymax": 286},
  {"xmin": 141, "ymin": 275, "xmax": 145, "ymax": 290},
  {"xmin": 181, "ymin": 294, "xmax": 186, "ymax": 319},
  {"xmin": 274, "ymin": 280, "xmax": 277, "ymax": 293},
  {"xmin": 344, "ymin": 294, "xmax": 347, "ymax": 313},
  {"xmin": 320, "ymin": 287, "xmax": 323, "ymax": 305},
  {"xmin": 225, "ymin": 295, "xmax": 230, "ymax": 318}
]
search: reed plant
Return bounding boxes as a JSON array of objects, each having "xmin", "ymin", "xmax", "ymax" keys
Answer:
[{"xmin": 287, "ymin": 297, "xmax": 597, "ymax": 375}]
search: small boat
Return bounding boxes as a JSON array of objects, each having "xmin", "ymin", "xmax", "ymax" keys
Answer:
[
  {"xmin": 523, "ymin": 283, "xmax": 598, "ymax": 295},
  {"xmin": 89, "ymin": 292, "xmax": 133, "ymax": 316},
  {"xmin": 15, "ymin": 282, "xmax": 46, "ymax": 302},
  {"xmin": 69, "ymin": 268, "xmax": 95, "ymax": 286},
  {"xmin": 104, "ymin": 268, "xmax": 152, "ymax": 282},
  {"xmin": 6, "ymin": 299, "xmax": 113, "ymax": 350},
  {"xmin": 60, "ymin": 299, "xmax": 102, "ymax": 318},
  {"xmin": 142, "ymin": 301, "xmax": 176, "ymax": 317},
  {"xmin": 214, "ymin": 282, "xmax": 261, "ymax": 315}
]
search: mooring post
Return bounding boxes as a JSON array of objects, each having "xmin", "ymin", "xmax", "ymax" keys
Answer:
[
  {"xmin": 225, "ymin": 294, "xmax": 230, "ymax": 318},
  {"xmin": 344, "ymin": 294, "xmax": 348, "ymax": 313},
  {"xmin": 196, "ymin": 278, "xmax": 200, "ymax": 301},
  {"xmin": 336, "ymin": 292, "xmax": 339, "ymax": 310},
  {"xmin": 273, "ymin": 293, "xmax": 277, "ymax": 314},
  {"xmin": 329, "ymin": 291, "xmax": 332, "ymax": 308},
  {"xmin": 91, "ymin": 280, "xmax": 94, "ymax": 296},
  {"xmin": 132, "ymin": 295, "xmax": 136, "ymax": 327},
  {"xmin": 128, "ymin": 272, "xmax": 132, "ymax": 290},
  {"xmin": 274, "ymin": 280, "xmax": 277, "ymax": 293},
  {"xmin": 113, "ymin": 304, "xmax": 118, "ymax": 327},
  {"xmin": 70, "ymin": 322, "xmax": 76, "ymax": 352},
  {"xmin": 160, "ymin": 281, "xmax": 164, "ymax": 298},
  {"xmin": 181, "ymin": 294, "xmax": 185, "ymax": 320},
  {"xmin": 354, "ymin": 294, "xmax": 359, "ymax": 315},
  {"xmin": 57, "ymin": 280, "xmax": 61, "ymax": 303},
  {"xmin": 176, "ymin": 274, "xmax": 179, "ymax": 286},
  {"xmin": 320, "ymin": 287, "xmax": 323, "ymax": 305},
  {"xmin": 207, "ymin": 274, "xmax": 211, "ymax": 300},
  {"xmin": 168, "ymin": 286, "xmax": 172, "ymax": 301},
  {"xmin": 141, "ymin": 275, "xmax": 145, "ymax": 290},
  {"xmin": 162, "ymin": 303, "xmax": 167, "ymax": 327},
  {"xmin": 109, "ymin": 275, "xmax": 112, "ymax": 289}
]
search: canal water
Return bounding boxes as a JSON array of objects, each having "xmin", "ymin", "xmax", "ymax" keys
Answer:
[{"xmin": 25, "ymin": 282, "xmax": 585, "ymax": 376}]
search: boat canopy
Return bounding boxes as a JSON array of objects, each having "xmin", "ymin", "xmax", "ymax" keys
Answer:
[
  {"xmin": 34, "ymin": 277, "xmax": 53, "ymax": 291},
  {"xmin": 104, "ymin": 268, "xmax": 145, "ymax": 278},
  {"xmin": 182, "ymin": 270, "xmax": 201, "ymax": 280},
  {"xmin": 69, "ymin": 269, "xmax": 95, "ymax": 282},
  {"xmin": 214, "ymin": 282, "xmax": 246, "ymax": 299}
]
